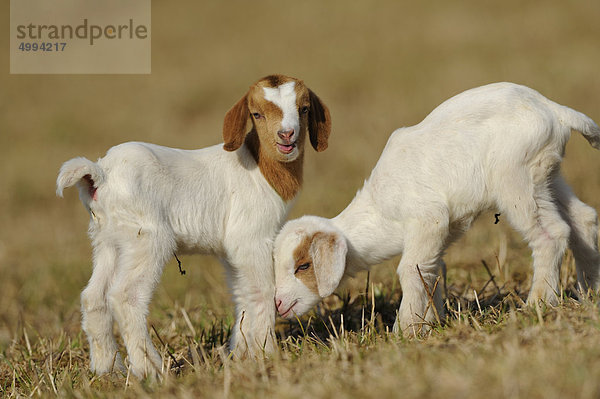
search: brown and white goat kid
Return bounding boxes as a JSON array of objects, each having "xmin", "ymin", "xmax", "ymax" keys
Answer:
[
  {"xmin": 273, "ymin": 82, "xmax": 600, "ymax": 336},
  {"xmin": 56, "ymin": 75, "xmax": 331, "ymax": 379}
]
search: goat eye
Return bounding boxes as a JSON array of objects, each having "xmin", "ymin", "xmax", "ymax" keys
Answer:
[
  {"xmin": 252, "ymin": 112, "xmax": 262, "ymax": 119},
  {"xmin": 294, "ymin": 263, "xmax": 311, "ymax": 274},
  {"xmin": 300, "ymin": 106, "xmax": 309, "ymax": 114}
]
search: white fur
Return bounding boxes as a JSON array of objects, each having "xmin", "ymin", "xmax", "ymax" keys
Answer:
[
  {"xmin": 263, "ymin": 82, "xmax": 299, "ymax": 135},
  {"xmin": 56, "ymin": 81, "xmax": 307, "ymax": 379},
  {"xmin": 274, "ymin": 82, "xmax": 600, "ymax": 335}
]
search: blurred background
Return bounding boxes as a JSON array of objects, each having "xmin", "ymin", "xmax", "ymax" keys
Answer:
[{"xmin": 1, "ymin": 0, "xmax": 600, "ymax": 351}]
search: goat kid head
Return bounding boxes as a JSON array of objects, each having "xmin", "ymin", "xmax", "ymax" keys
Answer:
[
  {"xmin": 273, "ymin": 216, "xmax": 348, "ymax": 319},
  {"xmin": 223, "ymin": 75, "xmax": 331, "ymax": 162}
]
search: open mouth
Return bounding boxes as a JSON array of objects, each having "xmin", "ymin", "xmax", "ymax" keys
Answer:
[
  {"xmin": 279, "ymin": 300, "xmax": 298, "ymax": 318},
  {"xmin": 276, "ymin": 142, "xmax": 296, "ymax": 155}
]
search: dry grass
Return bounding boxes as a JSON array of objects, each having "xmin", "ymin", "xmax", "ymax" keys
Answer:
[{"xmin": 2, "ymin": 0, "xmax": 600, "ymax": 397}]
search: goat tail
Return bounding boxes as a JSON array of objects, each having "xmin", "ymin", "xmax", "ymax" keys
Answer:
[
  {"xmin": 56, "ymin": 157, "xmax": 105, "ymax": 201},
  {"xmin": 554, "ymin": 103, "xmax": 600, "ymax": 150}
]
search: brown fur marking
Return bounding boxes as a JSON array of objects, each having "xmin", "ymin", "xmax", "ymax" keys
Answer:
[
  {"xmin": 263, "ymin": 74, "xmax": 286, "ymax": 87},
  {"xmin": 246, "ymin": 75, "xmax": 309, "ymax": 200},
  {"xmin": 293, "ymin": 233, "xmax": 319, "ymax": 295},
  {"xmin": 223, "ymin": 95, "xmax": 249, "ymax": 151},
  {"xmin": 308, "ymin": 89, "xmax": 331, "ymax": 152},
  {"xmin": 223, "ymin": 74, "xmax": 331, "ymax": 201},
  {"xmin": 243, "ymin": 130, "xmax": 304, "ymax": 201}
]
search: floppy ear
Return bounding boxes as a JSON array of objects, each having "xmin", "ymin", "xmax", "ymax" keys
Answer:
[
  {"xmin": 223, "ymin": 94, "xmax": 250, "ymax": 152},
  {"xmin": 307, "ymin": 89, "xmax": 331, "ymax": 152},
  {"xmin": 310, "ymin": 231, "xmax": 347, "ymax": 297}
]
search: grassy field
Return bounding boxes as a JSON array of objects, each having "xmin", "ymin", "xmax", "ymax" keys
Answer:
[{"xmin": 2, "ymin": 1, "xmax": 600, "ymax": 397}]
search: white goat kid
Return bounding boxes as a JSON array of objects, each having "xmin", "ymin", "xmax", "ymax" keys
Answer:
[
  {"xmin": 56, "ymin": 75, "xmax": 331, "ymax": 379},
  {"xmin": 273, "ymin": 82, "xmax": 600, "ymax": 335}
]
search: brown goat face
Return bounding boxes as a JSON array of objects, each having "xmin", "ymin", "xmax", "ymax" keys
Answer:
[
  {"xmin": 223, "ymin": 74, "xmax": 331, "ymax": 163},
  {"xmin": 247, "ymin": 77, "xmax": 310, "ymax": 163}
]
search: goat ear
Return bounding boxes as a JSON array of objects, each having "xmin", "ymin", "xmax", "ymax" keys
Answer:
[
  {"xmin": 223, "ymin": 94, "xmax": 250, "ymax": 152},
  {"xmin": 310, "ymin": 231, "xmax": 347, "ymax": 298},
  {"xmin": 308, "ymin": 89, "xmax": 331, "ymax": 152}
]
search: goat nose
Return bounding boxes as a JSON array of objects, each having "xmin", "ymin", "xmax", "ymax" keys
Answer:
[
  {"xmin": 277, "ymin": 129, "xmax": 294, "ymax": 141},
  {"xmin": 275, "ymin": 298, "xmax": 282, "ymax": 311}
]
